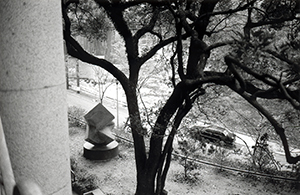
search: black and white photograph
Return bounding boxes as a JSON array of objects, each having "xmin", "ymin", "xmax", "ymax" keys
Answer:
[{"xmin": 1, "ymin": 0, "xmax": 300, "ymax": 194}]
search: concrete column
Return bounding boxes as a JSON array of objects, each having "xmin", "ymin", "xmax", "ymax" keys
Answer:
[{"xmin": 0, "ymin": 1, "xmax": 72, "ymax": 195}]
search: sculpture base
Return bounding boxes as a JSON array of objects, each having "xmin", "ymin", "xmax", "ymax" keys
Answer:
[
  {"xmin": 83, "ymin": 140, "xmax": 119, "ymax": 160},
  {"xmin": 83, "ymin": 188, "xmax": 104, "ymax": 195}
]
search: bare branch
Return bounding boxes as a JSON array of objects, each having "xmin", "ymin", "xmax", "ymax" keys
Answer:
[
  {"xmin": 184, "ymin": 72, "xmax": 234, "ymax": 87},
  {"xmin": 177, "ymin": 7, "xmax": 196, "ymax": 37},
  {"xmin": 225, "ymin": 56, "xmax": 246, "ymax": 92},
  {"xmin": 170, "ymin": 44, "xmax": 177, "ymax": 87},
  {"xmin": 133, "ymin": 7, "xmax": 160, "ymax": 40},
  {"xmin": 139, "ymin": 32, "xmax": 189, "ymax": 65},
  {"xmin": 149, "ymin": 30, "xmax": 163, "ymax": 42},
  {"xmin": 224, "ymin": 55, "xmax": 300, "ymax": 108},
  {"xmin": 245, "ymin": 15, "xmax": 296, "ymax": 32},
  {"xmin": 198, "ymin": 0, "xmax": 256, "ymax": 21},
  {"xmin": 175, "ymin": 11, "xmax": 186, "ymax": 81},
  {"xmin": 64, "ymin": 32, "xmax": 129, "ymax": 89},
  {"xmin": 102, "ymin": 4, "xmax": 139, "ymax": 67},
  {"xmin": 224, "ymin": 55, "xmax": 277, "ymax": 87},
  {"xmin": 228, "ymin": 85, "xmax": 300, "ymax": 164},
  {"xmin": 264, "ymin": 49, "xmax": 299, "ymax": 68},
  {"xmin": 278, "ymin": 79, "xmax": 300, "ymax": 109},
  {"xmin": 205, "ymin": 40, "xmax": 234, "ymax": 52}
]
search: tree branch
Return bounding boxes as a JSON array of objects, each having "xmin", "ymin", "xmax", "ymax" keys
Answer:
[
  {"xmin": 63, "ymin": 2, "xmax": 148, "ymax": 173},
  {"xmin": 264, "ymin": 49, "xmax": 300, "ymax": 72},
  {"xmin": 133, "ymin": 7, "xmax": 160, "ymax": 40},
  {"xmin": 224, "ymin": 55, "xmax": 277, "ymax": 87},
  {"xmin": 204, "ymin": 40, "xmax": 235, "ymax": 52},
  {"xmin": 102, "ymin": 4, "xmax": 140, "ymax": 68},
  {"xmin": 64, "ymin": 31, "xmax": 129, "ymax": 89},
  {"xmin": 96, "ymin": 0, "xmax": 170, "ymax": 10},
  {"xmin": 250, "ymin": 15, "xmax": 296, "ymax": 29},
  {"xmin": 139, "ymin": 33, "xmax": 189, "ymax": 65},
  {"xmin": 184, "ymin": 72, "xmax": 234, "ymax": 87},
  {"xmin": 225, "ymin": 56, "xmax": 246, "ymax": 92},
  {"xmin": 228, "ymin": 84, "xmax": 300, "ymax": 164},
  {"xmin": 224, "ymin": 55, "xmax": 300, "ymax": 108},
  {"xmin": 278, "ymin": 79, "xmax": 300, "ymax": 109},
  {"xmin": 175, "ymin": 10, "xmax": 186, "ymax": 81},
  {"xmin": 156, "ymin": 88, "xmax": 198, "ymax": 194},
  {"xmin": 63, "ymin": 1, "xmax": 128, "ymax": 87},
  {"xmin": 197, "ymin": 0, "xmax": 256, "ymax": 21},
  {"xmin": 170, "ymin": 44, "xmax": 177, "ymax": 87}
]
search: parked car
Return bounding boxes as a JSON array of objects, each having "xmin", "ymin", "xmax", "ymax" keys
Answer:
[{"xmin": 190, "ymin": 125, "xmax": 236, "ymax": 146}]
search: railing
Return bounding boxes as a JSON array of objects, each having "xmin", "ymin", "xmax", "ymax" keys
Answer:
[
  {"xmin": 68, "ymin": 114, "xmax": 300, "ymax": 183},
  {"xmin": 0, "ymin": 117, "xmax": 42, "ymax": 195}
]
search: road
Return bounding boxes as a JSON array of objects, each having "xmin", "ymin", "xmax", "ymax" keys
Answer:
[
  {"xmin": 234, "ymin": 132, "xmax": 289, "ymax": 169},
  {"xmin": 67, "ymin": 89, "xmax": 297, "ymax": 168},
  {"xmin": 67, "ymin": 90, "xmax": 128, "ymax": 128}
]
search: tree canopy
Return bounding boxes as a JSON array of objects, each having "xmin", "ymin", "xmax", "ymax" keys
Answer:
[{"xmin": 62, "ymin": 0, "xmax": 300, "ymax": 194}]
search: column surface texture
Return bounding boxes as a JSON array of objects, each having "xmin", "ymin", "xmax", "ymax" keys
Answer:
[{"xmin": 0, "ymin": 1, "xmax": 72, "ymax": 195}]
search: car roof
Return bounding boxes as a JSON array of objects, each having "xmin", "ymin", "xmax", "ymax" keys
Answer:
[{"xmin": 193, "ymin": 125, "xmax": 226, "ymax": 131}]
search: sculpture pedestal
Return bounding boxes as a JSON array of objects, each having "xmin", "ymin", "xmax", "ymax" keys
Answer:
[{"xmin": 83, "ymin": 141, "xmax": 119, "ymax": 160}]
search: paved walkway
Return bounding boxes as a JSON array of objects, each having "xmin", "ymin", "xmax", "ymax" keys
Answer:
[
  {"xmin": 67, "ymin": 89, "xmax": 128, "ymax": 128},
  {"xmin": 68, "ymin": 90, "xmax": 126, "ymax": 195}
]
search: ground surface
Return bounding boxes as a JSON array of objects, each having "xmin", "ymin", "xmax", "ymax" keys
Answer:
[{"xmin": 69, "ymin": 126, "xmax": 299, "ymax": 195}]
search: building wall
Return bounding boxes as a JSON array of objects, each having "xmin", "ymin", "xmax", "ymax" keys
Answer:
[{"xmin": 0, "ymin": 1, "xmax": 72, "ymax": 195}]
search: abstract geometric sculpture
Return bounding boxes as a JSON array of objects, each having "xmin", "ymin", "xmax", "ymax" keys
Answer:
[{"xmin": 83, "ymin": 103, "xmax": 119, "ymax": 160}]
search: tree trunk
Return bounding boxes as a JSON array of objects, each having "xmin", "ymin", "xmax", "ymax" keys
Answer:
[
  {"xmin": 134, "ymin": 82, "xmax": 196, "ymax": 195},
  {"xmin": 135, "ymin": 172, "xmax": 156, "ymax": 195}
]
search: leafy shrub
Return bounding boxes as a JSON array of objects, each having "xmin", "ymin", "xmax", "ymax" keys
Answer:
[
  {"xmin": 173, "ymin": 172, "xmax": 200, "ymax": 186},
  {"xmin": 292, "ymin": 162, "xmax": 300, "ymax": 180},
  {"xmin": 177, "ymin": 140, "xmax": 199, "ymax": 177},
  {"xmin": 72, "ymin": 173, "xmax": 98, "ymax": 195},
  {"xmin": 70, "ymin": 157, "xmax": 98, "ymax": 195},
  {"xmin": 68, "ymin": 106, "xmax": 87, "ymax": 128},
  {"xmin": 212, "ymin": 147, "xmax": 231, "ymax": 171},
  {"xmin": 250, "ymin": 133, "xmax": 280, "ymax": 171},
  {"xmin": 69, "ymin": 127, "xmax": 82, "ymax": 136}
]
